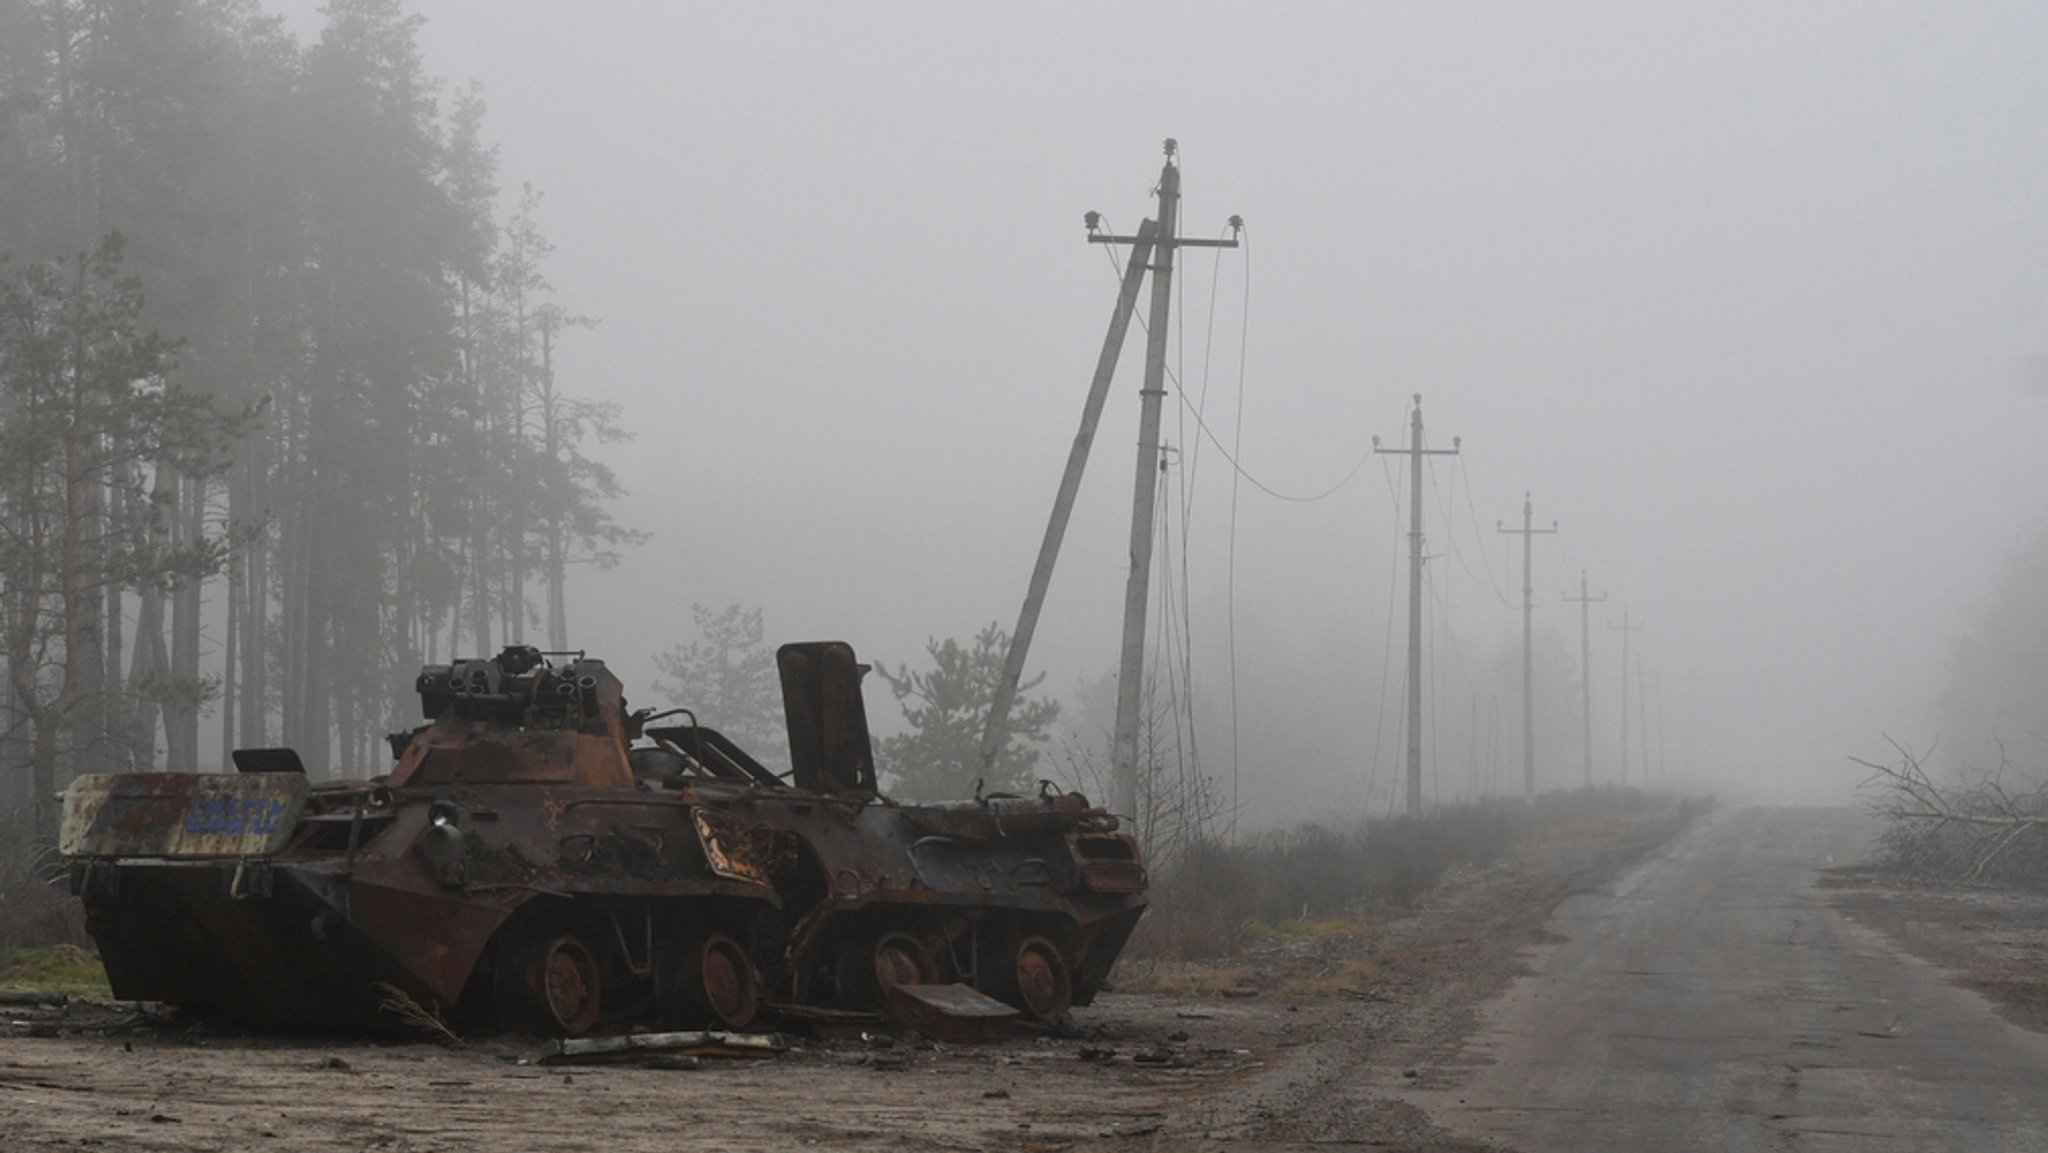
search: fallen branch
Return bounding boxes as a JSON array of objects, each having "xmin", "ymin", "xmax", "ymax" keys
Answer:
[{"xmin": 1853, "ymin": 737, "xmax": 2048, "ymax": 890}]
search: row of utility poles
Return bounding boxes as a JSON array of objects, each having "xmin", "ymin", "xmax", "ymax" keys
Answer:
[
  {"xmin": 983, "ymin": 143, "xmax": 1672, "ymax": 827},
  {"xmin": 1376, "ymin": 395, "xmax": 1670, "ymax": 816}
]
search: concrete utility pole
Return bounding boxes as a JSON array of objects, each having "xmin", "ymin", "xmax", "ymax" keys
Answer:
[
  {"xmin": 981, "ymin": 220, "xmax": 1158, "ymax": 777},
  {"xmin": 1638, "ymin": 657, "xmax": 1651, "ymax": 784},
  {"xmin": 1498, "ymin": 495, "xmax": 1557, "ymax": 800},
  {"xmin": 1610, "ymin": 609, "xmax": 1644, "ymax": 784},
  {"xmin": 1373, "ymin": 395, "xmax": 1459, "ymax": 817},
  {"xmin": 1562, "ymin": 571, "xmax": 1606, "ymax": 788},
  {"xmin": 980, "ymin": 140, "xmax": 1240, "ymax": 822},
  {"xmin": 1646, "ymin": 663, "xmax": 1662, "ymax": 782}
]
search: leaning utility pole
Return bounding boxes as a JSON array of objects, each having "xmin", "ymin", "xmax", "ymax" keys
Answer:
[
  {"xmin": 1373, "ymin": 395, "xmax": 1459, "ymax": 817},
  {"xmin": 982, "ymin": 140, "xmax": 1238, "ymax": 825},
  {"xmin": 981, "ymin": 221, "xmax": 1158, "ymax": 777},
  {"xmin": 1562, "ymin": 571, "xmax": 1606, "ymax": 788},
  {"xmin": 1498, "ymin": 495, "xmax": 1556, "ymax": 800},
  {"xmin": 1609, "ymin": 609, "xmax": 1644, "ymax": 784}
]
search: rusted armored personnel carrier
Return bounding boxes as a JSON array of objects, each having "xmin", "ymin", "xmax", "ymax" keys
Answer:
[{"xmin": 60, "ymin": 642, "xmax": 1146, "ymax": 1035}]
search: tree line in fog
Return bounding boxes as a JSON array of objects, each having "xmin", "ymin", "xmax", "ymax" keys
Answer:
[{"xmin": 0, "ymin": 0, "xmax": 636, "ymax": 834}]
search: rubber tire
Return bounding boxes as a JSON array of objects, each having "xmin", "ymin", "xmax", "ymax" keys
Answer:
[
  {"xmin": 1008, "ymin": 935, "xmax": 1073, "ymax": 1023},
  {"xmin": 495, "ymin": 934, "xmax": 603, "ymax": 1037},
  {"xmin": 673, "ymin": 931, "xmax": 759, "ymax": 1031},
  {"xmin": 838, "ymin": 930, "xmax": 938, "ymax": 1008}
]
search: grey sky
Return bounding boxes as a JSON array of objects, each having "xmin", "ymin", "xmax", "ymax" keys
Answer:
[{"xmin": 276, "ymin": 1, "xmax": 2048, "ymax": 822}]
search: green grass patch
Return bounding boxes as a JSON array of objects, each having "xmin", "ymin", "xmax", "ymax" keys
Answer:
[{"xmin": 0, "ymin": 945, "xmax": 112, "ymax": 999}]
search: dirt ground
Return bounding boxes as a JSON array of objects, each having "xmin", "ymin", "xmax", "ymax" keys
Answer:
[
  {"xmin": 0, "ymin": 807, "xmax": 1697, "ymax": 1153},
  {"xmin": 1823, "ymin": 865, "xmax": 2048, "ymax": 1038}
]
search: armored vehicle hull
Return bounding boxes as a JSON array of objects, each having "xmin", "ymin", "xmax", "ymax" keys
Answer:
[{"xmin": 62, "ymin": 642, "xmax": 1145, "ymax": 1035}]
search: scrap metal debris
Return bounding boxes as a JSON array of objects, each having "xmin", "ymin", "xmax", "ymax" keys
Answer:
[
  {"xmin": 540, "ymin": 1030, "xmax": 788, "ymax": 1064},
  {"xmin": 882, "ymin": 983, "xmax": 1019, "ymax": 1044}
]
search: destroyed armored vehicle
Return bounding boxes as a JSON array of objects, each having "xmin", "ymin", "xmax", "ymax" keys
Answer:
[{"xmin": 60, "ymin": 641, "xmax": 1147, "ymax": 1035}]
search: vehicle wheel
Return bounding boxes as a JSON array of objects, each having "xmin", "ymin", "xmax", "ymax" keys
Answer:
[
  {"xmin": 872, "ymin": 931, "xmax": 937, "ymax": 994},
  {"xmin": 668, "ymin": 931, "xmax": 759, "ymax": 1030},
  {"xmin": 497, "ymin": 934, "xmax": 603, "ymax": 1036},
  {"xmin": 1009, "ymin": 935, "xmax": 1073, "ymax": 1023},
  {"xmin": 837, "ymin": 930, "xmax": 937, "ymax": 1007}
]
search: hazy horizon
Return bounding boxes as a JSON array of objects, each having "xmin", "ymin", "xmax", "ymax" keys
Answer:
[{"xmin": 239, "ymin": 0, "xmax": 2048, "ymax": 824}]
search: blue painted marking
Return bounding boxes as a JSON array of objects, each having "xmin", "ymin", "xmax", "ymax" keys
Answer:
[{"xmin": 182, "ymin": 795, "xmax": 287, "ymax": 839}]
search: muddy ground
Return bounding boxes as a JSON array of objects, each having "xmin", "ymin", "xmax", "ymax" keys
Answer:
[{"xmin": 0, "ymin": 808, "xmax": 1698, "ymax": 1153}]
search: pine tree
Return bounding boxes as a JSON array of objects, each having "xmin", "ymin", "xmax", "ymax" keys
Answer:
[
  {"xmin": 0, "ymin": 235, "xmax": 248, "ymax": 836},
  {"xmin": 875, "ymin": 624, "xmax": 1061, "ymax": 801},
  {"xmin": 653, "ymin": 604, "xmax": 788, "ymax": 769}
]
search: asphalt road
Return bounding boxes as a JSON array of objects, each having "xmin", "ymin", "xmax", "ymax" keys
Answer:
[{"xmin": 1414, "ymin": 806, "xmax": 2048, "ymax": 1152}]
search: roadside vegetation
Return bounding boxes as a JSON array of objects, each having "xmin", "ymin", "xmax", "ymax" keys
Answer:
[
  {"xmin": 1855, "ymin": 740, "xmax": 2048, "ymax": 892},
  {"xmin": 1878, "ymin": 515, "xmax": 2048, "ymax": 893},
  {"xmin": 0, "ymin": 816, "xmax": 97, "ymax": 996},
  {"xmin": 1125, "ymin": 785, "xmax": 1699, "ymax": 964}
]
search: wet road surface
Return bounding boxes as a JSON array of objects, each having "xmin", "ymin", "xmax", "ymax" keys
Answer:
[{"xmin": 1415, "ymin": 806, "xmax": 2048, "ymax": 1152}]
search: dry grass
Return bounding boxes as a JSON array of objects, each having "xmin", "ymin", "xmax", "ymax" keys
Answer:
[
  {"xmin": 1125, "ymin": 786, "xmax": 1685, "ymax": 964},
  {"xmin": 0, "ymin": 819, "xmax": 87, "ymax": 956},
  {"xmin": 1113, "ymin": 959, "xmax": 1261, "ymax": 997},
  {"xmin": 0, "ymin": 944, "xmax": 110, "ymax": 998},
  {"xmin": 373, "ymin": 981, "xmax": 463, "ymax": 1043}
]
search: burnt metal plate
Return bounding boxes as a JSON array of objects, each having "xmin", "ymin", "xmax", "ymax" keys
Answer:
[
  {"xmin": 883, "ymin": 982, "xmax": 1019, "ymax": 1043},
  {"xmin": 60, "ymin": 772, "xmax": 310, "ymax": 859}
]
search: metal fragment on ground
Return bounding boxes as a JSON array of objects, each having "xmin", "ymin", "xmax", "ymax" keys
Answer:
[
  {"xmin": 541, "ymin": 1030, "xmax": 787, "ymax": 1063},
  {"xmin": 882, "ymin": 982, "xmax": 1020, "ymax": 1043}
]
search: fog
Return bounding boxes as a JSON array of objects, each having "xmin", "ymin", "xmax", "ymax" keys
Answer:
[{"xmin": 259, "ymin": 1, "xmax": 2048, "ymax": 823}]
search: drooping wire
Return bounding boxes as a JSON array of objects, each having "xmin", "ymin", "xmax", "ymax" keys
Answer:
[
  {"xmin": 1427, "ymin": 453, "xmax": 1513, "ymax": 611},
  {"xmin": 1166, "ymin": 226, "xmax": 1229, "ymax": 845},
  {"xmin": 1096, "ymin": 227, "xmax": 1368, "ymax": 505},
  {"xmin": 1224, "ymin": 224, "xmax": 1249, "ymax": 844},
  {"xmin": 1150, "ymin": 456, "xmax": 1208, "ymax": 853},
  {"xmin": 1427, "ymin": 549, "xmax": 1440, "ymax": 807},
  {"xmin": 1096, "ymin": 212, "xmax": 1201, "ymax": 844},
  {"xmin": 1370, "ymin": 450, "xmax": 1405, "ymax": 816},
  {"xmin": 1419, "ymin": 516, "xmax": 1480, "ymax": 695},
  {"xmin": 1451, "ymin": 454, "xmax": 1515, "ymax": 611},
  {"xmin": 1551, "ymin": 526, "xmax": 1583, "ymax": 604}
]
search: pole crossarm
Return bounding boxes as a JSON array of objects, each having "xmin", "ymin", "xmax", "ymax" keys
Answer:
[{"xmin": 1088, "ymin": 234, "xmax": 1240, "ymax": 249}]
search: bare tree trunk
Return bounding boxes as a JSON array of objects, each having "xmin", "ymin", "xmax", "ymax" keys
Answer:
[
  {"xmin": 125, "ymin": 462, "xmax": 178, "ymax": 769},
  {"xmin": 278, "ymin": 435, "xmax": 308, "ymax": 761},
  {"xmin": 54, "ymin": 256, "xmax": 98, "ymax": 816},
  {"xmin": 220, "ymin": 533, "xmax": 237, "ymax": 759},
  {"xmin": 334, "ymin": 672, "xmax": 354, "ymax": 778},
  {"xmin": 237, "ymin": 436, "xmax": 268, "ymax": 749},
  {"xmin": 541, "ymin": 327, "xmax": 566, "ymax": 651},
  {"xmin": 28, "ymin": 700, "xmax": 57, "ymax": 845},
  {"xmin": 102, "ymin": 463, "xmax": 128, "ymax": 773},
  {"xmin": 165, "ymin": 471, "xmax": 203, "ymax": 772},
  {"xmin": 470, "ymin": 516, "xmax": 489, "ymax": 657},
  {"xmin": 3, "ymin": 595, "xmax": 34, "ymax": 820},
  {"xmin": 5, "ymin": 395, "xmax": 46, "ymax": 817},
  {"xmin": 298, "ymin": 494, "xmax": 331, "ymax": 778}
]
